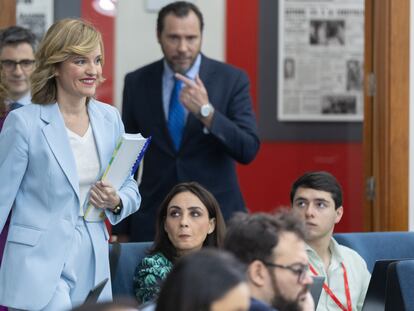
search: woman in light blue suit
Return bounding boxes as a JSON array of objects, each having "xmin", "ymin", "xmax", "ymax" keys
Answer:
[{"xmin": 0, "ymin": 19, "xmax": 141, "ymax": 310}]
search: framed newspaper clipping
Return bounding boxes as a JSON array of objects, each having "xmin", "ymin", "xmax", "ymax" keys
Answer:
[
  {"xmin": 16, "ymin": 0, "xmax": 54, "ymax": 40},
  {"xmin": 278, "ymin": 0, "xmax": 364, "ymax": 122}
]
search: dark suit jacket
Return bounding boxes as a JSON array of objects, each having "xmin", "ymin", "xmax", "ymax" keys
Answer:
[
  {"xmin": 114, "ymin": 55, "xmax": 260, "ymax": 241},
  {"xmin": 249, "ymin": 298, "xmax": 278, "ymax": 311}
]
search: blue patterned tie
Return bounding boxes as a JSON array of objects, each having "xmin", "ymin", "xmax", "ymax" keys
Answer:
[
  {"xmin": 168, "ymin": 78, "xmax": 185, "ymax": 151},
  {"xmin": 9, "ymin": 102, "xmax": 22, "ymax": 111}
]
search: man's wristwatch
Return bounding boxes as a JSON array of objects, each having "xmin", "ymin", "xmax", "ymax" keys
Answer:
[
  {"xmin": 111, "ymin": 200, "xmax": 123, "ymax": 215},
  {"xmin": 199, "ymin": 103, "xmax": 214, "ymax": 118}
]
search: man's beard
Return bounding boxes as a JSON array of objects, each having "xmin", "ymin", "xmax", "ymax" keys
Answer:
[
  {"xmin": 269, "ymin": 270, "xmax": 308, "ymax": 311},
  {"xmin": 271, "ymin": 294, "xmax": 302, "ymax": 311}
]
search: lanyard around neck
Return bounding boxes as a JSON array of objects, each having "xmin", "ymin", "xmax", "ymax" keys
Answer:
[{"xmin": 309, "ymin": 263, "xmax": 352, "ymax": 311}]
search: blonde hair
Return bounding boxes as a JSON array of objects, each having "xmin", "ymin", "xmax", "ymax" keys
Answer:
[{"xmin": 31, "ymin": 18, "xmax": 104, "ymax": 105}]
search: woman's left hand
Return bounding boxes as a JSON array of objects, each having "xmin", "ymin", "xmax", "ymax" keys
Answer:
[{"xmin": 89, "ymin": 180, "xmax": 120, "ymax": 210}]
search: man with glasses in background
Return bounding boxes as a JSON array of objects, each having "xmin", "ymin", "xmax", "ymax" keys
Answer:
[
  {"xmin": 291, "ymin": 171, "xmax": 370, "ymax": 311},
  {"xmin": 224, "ymin": 210, "xmax": 315, "ymax": 311},
  {"xmin": 0, "ymin": 25, "xmax": 37, "ymax": 109}
]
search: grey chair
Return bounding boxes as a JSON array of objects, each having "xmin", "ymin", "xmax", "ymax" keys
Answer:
[{"xmin": 109, "ymin": 241, "xmax": 153, "ymax": 298}]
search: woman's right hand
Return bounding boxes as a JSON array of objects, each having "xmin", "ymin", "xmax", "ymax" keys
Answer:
[{"xmin": 89, "ymin": 180, "xmax": 120, "ymax": 210}]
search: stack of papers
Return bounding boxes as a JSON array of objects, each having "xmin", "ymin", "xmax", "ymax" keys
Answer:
[{"xmin": 84, "ymin": 133, "xmax": 151, "ymax": 222}]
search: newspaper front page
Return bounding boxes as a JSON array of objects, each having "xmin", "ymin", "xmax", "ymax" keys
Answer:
[{"xmin": 278, "ymin": 0, "xmax": 364, "ymax": 121}]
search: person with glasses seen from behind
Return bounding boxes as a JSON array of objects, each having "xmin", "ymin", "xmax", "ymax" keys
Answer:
[
  {"xmin": 0, "ymin": 26, "xmax": 37, "ymax": 110},
  {"xmin": 291, "ymin": 171, "xmax": 370, "ymax": 311},
  {"xmin": 224, "ymin": 210, "xmax": 315, "ymax": 311}
]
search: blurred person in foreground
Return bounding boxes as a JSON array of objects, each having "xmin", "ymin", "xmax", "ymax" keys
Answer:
[
  {"xmin": 71, "ymin": 298, "xmax": 138, "ymax": 311},
  {"xmin": 155, "ymin": 248, "xmax": 250, "ymax": 311}
]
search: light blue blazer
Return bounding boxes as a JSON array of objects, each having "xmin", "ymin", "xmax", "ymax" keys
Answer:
[{"xmin": 0, "ymin": 100, "xmax": 141, "ymax": 310}]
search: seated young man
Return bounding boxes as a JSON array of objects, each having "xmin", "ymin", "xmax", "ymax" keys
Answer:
[{"xmin": 290, "ymin": 171, "xmax": 370, "ymax": 311}]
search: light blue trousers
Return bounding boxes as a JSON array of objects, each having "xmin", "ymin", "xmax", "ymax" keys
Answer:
[{"xmin": 12, "ymin": 218, "xmax": 97, "ymax": 311}]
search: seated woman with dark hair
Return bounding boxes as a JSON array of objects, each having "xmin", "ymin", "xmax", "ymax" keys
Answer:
[
  {"xmin": 156, "ymin": 248, "xmax": 250, "ymax": 311},
  {"xmin": 133, "ymin": 182, "xmax": 226, "ymax": 303}
]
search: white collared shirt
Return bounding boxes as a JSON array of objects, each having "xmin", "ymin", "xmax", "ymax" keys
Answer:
[{"xmin": 307, "ymin": 238, "xmax": 371, "ymax": 311}]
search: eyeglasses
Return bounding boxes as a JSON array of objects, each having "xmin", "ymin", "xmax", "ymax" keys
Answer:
[
  {"xmin": 1, "ymin": 59, "xmax": 35, "ymax": 71},
  {"xmin": 263, "ymin": 262, "xmax": 309, "ymax": 283}
]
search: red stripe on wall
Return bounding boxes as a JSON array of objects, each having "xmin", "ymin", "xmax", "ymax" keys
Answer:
[
  {"xmin": 237, "ymin": 143, "xmax": 364, "ymax": 232},
  {"xmin": 226, "ymin": 0, "xmax": 364, "ymax": 232},
  {"xmin": 81, "ymin": 1, "xmax": 114, "ymax": 105},
  {"xmin": 226, "ymin": 0, "xmax": 259, "ymax": 109}
]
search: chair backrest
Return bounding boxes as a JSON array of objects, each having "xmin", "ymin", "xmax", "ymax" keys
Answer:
[
  {"xmin": 385, "ymin": 259, "xmax": 414, "ymax": 311},
  {"xmin": 109, "ymin": 241, "xmax": 153, "ymax": 298},
  {"xmin": 334, "ymin": 232, "xmax": 414, "ymax": 272}
]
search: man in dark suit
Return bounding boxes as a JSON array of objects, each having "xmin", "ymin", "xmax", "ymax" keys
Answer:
[
  {"xmin": 114, "ymin": 1, "xmax": 260, "ymax": 242},
  {"xmin": 0, "ymin": 26, "xmax": 37, "ymax": 108}
]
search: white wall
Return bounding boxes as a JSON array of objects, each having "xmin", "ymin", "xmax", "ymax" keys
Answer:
[{"xmin": 114, "ymin": 0, "xmax": 226, "ymax": 110}]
